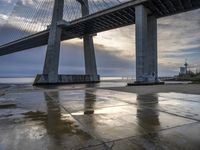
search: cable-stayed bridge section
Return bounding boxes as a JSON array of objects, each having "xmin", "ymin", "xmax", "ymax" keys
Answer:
[
  {"xmin": 1, "ymin": 0, "xmax": 200, "ymax": 55},
  {"xmin": 0, "ymin": 0, "xmax": 200, "ymax": 85}
]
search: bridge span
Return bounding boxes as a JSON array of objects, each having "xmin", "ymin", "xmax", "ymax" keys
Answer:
[{"xmin": 0, "ymin": 0, "xmax": 199, "ymax": 85}]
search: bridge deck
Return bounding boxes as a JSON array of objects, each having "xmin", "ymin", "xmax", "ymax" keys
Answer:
[{"xmin": 0, "ymin": 0, "xmax": 200, "ymax": 56}]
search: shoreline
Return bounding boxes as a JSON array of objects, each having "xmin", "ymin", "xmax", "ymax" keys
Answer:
[
  {"xmin": 104, "ymin": 83, "xmax": 200, "ymax": 95},
  {"xmin": 0, "ymin": 81, "xmax": 199, "ymax": 95}
]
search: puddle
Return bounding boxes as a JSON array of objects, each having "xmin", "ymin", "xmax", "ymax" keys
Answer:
[{"xmin": 0, "ymin": 84, "xmax": 200, "ymax": 149}]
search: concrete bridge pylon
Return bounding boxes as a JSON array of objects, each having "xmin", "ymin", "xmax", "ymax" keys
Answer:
[
  {"xmin": 132, "ymin": 4, "xmax": 163, "ymax": 85},
  {"xmin": 78, "ymin": 0, "xmax": 99, "ymax": 82},
  {"xmin": 34, "ymin": 0, "xmax": 100, "ymax": 85}
]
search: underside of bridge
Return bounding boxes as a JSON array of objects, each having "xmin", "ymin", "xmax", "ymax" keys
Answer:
[{"xmin": 0, "ymin": 0, "xmax": 200, "ymax": 85}]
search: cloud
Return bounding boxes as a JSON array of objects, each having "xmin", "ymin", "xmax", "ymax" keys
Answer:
[
  {"xmin": 0, "ymin": 39, "xmax": 135, "ymax": 77},
  {"xmin": 0, "ymin": 1, "xmax": 200, "ymax": 77},
  {"xmin": 60, "ymin": 39, "xmax": 135, "ymax": 76}
]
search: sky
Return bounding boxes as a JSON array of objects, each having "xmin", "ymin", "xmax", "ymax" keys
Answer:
[{"xmin": 0, "ymin": 0, "xmax": 200, "ymax": 77}]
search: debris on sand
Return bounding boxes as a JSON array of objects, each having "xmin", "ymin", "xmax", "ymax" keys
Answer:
[{"xmin": 0, "ymin": 103, "xmax": 16, "ymax": 109}]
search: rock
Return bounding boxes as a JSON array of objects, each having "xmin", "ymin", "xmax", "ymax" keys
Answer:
[{"xmin": 0, "ymin": 103, "xmax": 16, "ymax": 109}]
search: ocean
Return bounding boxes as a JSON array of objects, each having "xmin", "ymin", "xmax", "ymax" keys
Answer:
[
  {"xmin": 0, "ymin": 77, "xmax": 134, "ymax": 84},
  {"xmin": 0, "ymin": 77, "xmax": 191, "ymax": 85}
]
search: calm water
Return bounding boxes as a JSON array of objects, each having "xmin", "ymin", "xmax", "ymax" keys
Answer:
[
  {"xmin": 0, "ymin": 77, "xmax": 134, "ymax": 84},
  {"xmin": 0, "ymin": 77, "xmax": 35, "ymax": 84},
  {"xmin": 0, "ymin": 77, "xmax": 191, "ymax": 85}
]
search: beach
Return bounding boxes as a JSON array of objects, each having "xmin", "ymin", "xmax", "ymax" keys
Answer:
[
  {"xmin": 0, "ymin": 82, "xmax": 200, "ymax": 150},
  {"xmin": 106, "ymin": 83, "xmax": 200, "ymax": 95}
]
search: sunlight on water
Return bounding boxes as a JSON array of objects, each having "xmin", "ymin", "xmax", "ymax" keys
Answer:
[{"xmin": 0, "ymin": 77, "xmax": 35, "ymax": 84}]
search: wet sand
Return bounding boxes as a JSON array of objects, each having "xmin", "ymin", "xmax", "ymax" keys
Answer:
[
  {"xmin": 106, "ymin": 83, "xmax": 200, "ymax": 95},
  {"xmin": 0, "ymin": 83, "xmax": 200, "ymax": 150}
]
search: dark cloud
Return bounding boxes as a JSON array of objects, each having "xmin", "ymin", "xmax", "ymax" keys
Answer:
[
  {"xmin": 0, "ymin": 25, "xmax": 29, "ymax": 45},
  {"xmin": 0, "ymin": 1, "xmax": 200, "ymax": 77},
  {"xmin": 59, "ymin": 41, "xmax": 135, "ymax": 76},
  {"xmin": 0, "ymin": 39, "xmax": 135, "ymax": 77},
  {"xmin": 160, "ymin": 46, "xmax": 200, "ymax": 69}
]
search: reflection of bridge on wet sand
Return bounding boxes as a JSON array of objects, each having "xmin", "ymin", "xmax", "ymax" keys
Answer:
[
  {"xmin": 21, "ymin": 89, "xmax": 161, "ymax": 148},
  {"xmin": 1, "ymin": 86, "xmax": 200, "ymax": 149},
  {"xmin": 0, "ymin": 0, "xmax": 200, "ymax": 85}
]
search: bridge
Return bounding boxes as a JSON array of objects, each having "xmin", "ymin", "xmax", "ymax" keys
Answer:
[{"xmin": 0, "ymin": 0, "xmax": 200, "ymax": 85}]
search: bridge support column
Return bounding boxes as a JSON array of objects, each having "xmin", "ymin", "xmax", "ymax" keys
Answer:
[
  {"xmin": 77, "ymin": 0, "xmax": 100, "ymax": 82},
  {"xmin": 34, "ymin": 0, "xmax": 99, "ymax": 85},
  {"xmin": 34, "ymin": 0, "xmax": 64, "ymax": 85},
  {"xmin": 147, "ymin": 15, "xmax": 158, "ymax": 82},
  {"xmin": 129, "ymin": 5, "xmax": 163, "ymax": 85},
  {"xmin": 83, "ymin": 34, "xmax": 99, "ymax": 81}
]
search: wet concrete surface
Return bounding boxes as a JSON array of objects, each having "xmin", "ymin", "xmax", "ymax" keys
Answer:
[{"xmin": 0, "ymin": 83, "xmax": 200, "ymax": 150}]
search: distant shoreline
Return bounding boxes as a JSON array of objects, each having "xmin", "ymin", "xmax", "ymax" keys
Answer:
[{"xmin": 105, "ymin": 84, "xmax": 200, "ymax": 95}]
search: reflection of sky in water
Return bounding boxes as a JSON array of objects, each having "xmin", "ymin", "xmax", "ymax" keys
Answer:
[
  {"xmin": 159, "ymin": 92, "xmax": 200, "ymax": 102},
  {"xmin": 0, "ymin": 77, "xmax": 127, "ymax": 88},
  {"xmin": 0, "ymin": 77, "xmax": 35, "ymax": 84},
  {"xmin": 0, "ymin": 86, "xmax": 200, "ymax": 149}
]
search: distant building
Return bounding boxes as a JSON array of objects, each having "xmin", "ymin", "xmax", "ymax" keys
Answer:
[
  {"xmin": 180, "ymin": 67, "xmax": 187, "ymax": 75},
  {"xmin": 179, "ymin": 61, "xmax": 188, "ymax": 75}
]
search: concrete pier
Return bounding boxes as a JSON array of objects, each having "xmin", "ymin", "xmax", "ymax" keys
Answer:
[
  {"xmin": 33, "ymin": 74, "xmax": 100, "ymax": 85},
  {"xmin": 134, "ymin": 5, "xmax": 161, "ymax": 85}
]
